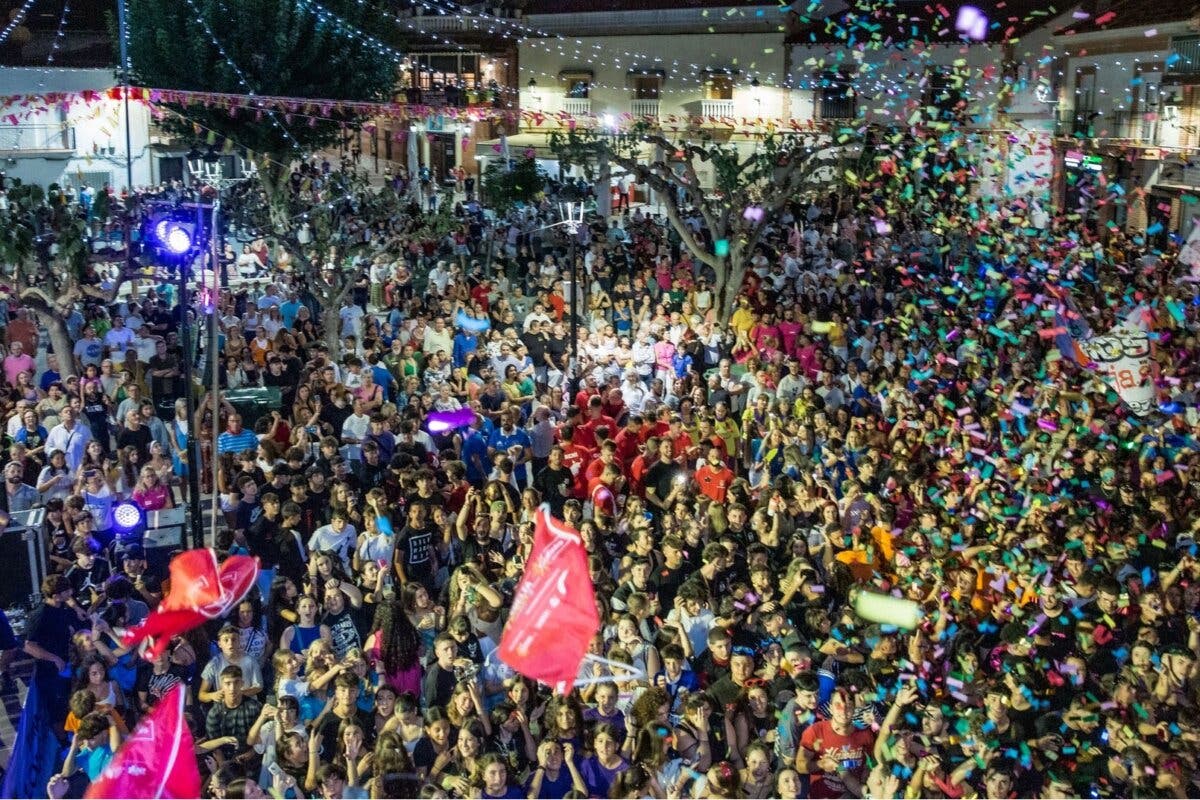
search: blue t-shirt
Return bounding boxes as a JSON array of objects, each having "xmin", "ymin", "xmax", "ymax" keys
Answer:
[
  {"xmin": 487, "ymin": 427, "xmax": 532, "ymax": 480},
  {"xmin": 83, "ymin": 743, "xmax": 114, "ymax": 780},
  {"xmin": 281, "ymin": 299, "xmax": 301, "ymax": 329},
  {"xmin": 461, "ymin": 430, "xmax": 490, "ymax": 484}
]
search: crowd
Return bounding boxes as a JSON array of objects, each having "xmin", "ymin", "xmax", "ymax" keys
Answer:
[{"xmin": 5, "ymin": 155, "xmax": 1200, "ymax": 800}]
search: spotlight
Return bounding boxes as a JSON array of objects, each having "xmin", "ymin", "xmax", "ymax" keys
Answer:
[
  {"xmin": 113, "ymin": 500, "xmax": 145, "ymax": 535},
  {"xmin": 164, "ymin": 225, "xmax": 193, "ymax": 255}
]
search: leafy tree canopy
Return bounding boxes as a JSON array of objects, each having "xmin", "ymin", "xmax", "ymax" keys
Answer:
[
  {"xmin": 122, "ymin": 0, "xmax": 403, "ymax": 158},
  {"xmin": 482, "ymin": 157, "xmax": 548, "ymax": 214}
]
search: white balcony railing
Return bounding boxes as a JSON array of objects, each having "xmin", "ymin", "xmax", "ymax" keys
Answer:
[
  {"xmin": 701, "ymin": 99, "xmax": 735, "ymax": 117},
  {"xmin": 562, "ymin": 97, "xmax": 592, "ymax": 116},
  {"xmin": 630, "ymin": 99, "xmax": 660, "ymax": 119},
  {"xmin": 0, "ymin": 123, "xmax": 75, "ymax": 152}
]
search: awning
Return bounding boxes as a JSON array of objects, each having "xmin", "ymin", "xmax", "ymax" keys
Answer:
[
  {"xmin": 627, "ymin": 68, "xmax": 667, "ymax": 78},
  {"xmin": 701, "ymin": 67, "xmax": 740, "ymax": 76},
  {"xmin": 558, "ymin": 69, "xmax": 594, "ymax": 81}
]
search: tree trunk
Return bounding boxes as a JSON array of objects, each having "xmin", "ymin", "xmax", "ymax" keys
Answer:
[
  {"xmin": 716, "ymin": 244, "xmax": 750, "ymax": 326},
  {"xmin": 322, "ymin": 304, "xmax": 342, "ymax": 356},
  {"xmin": 596, "ymin": 150, "xmax": 611, "ymax": 220},
  {"xmin": 30, "ymin": 307, "xmax": 77, "ymax": 380}
]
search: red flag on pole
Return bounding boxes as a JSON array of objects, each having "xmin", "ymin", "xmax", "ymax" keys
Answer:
[
  {"xmin": 498, "ymin": 507, "xmax": 599, "ymax": 693},
  {"xmin": 85, "ymin": 685, "xmax": 200, "ymax": 799}
]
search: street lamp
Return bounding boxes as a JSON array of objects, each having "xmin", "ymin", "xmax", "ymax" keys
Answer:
[
  {"xmin": 539, "ymin": 197, "xmax": 586, "ymax": 389},
  {"xmin": 184, "ymin": 145, "xmax": 258, "ymax": 547}
]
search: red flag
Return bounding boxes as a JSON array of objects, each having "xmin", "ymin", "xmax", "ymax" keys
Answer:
[
  {"xmin": 498, "ymin": 508, "xmax": 599, "ymax": 693},
  {"xmin": 86, "ymin": 685, "xmax": 200, "ymax": 799},
  {"xmin": 124, "ymin": 550, "xmax": 258, "ymax": 660}
]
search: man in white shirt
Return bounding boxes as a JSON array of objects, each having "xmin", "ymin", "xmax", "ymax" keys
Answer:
[
  {"xmin": 103, "ymin": 317, "xmax": 135, "ymax": 357},
  {"xmin": 620, "ymin": 371, "xmax": 648, "ymax": 414},
  {"xmin": 422, "ymin": 317, "xmax": 453, "ymax": 359},
  {"xmin": 45, "ymin": 407, "xmax": 92, "ymax": 471},
  {"xmin": 340, "ymin": 399, "xmax": 371, "ymax": 462},
  {"xmin": 307, "ymin": 510, "xmax": 357, "ymax": 573},
  {"xmin": 338, "ymin": 299, "xmax": 364, "ymax": 341}
]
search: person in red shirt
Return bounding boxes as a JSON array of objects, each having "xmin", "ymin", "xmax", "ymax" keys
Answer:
[
  {"xmin": 558, "ymin": 423, "xmax": 593, "ymax": 499},
  {"xmin": 666, "ymin": 415, "xmax": 696, "ymax": 465},
  {"xmin": 628, "ymin": 436, "xmax": 660, "ymax": 498},
  {"xmin": 613, "ymin": 415, "xmax": 645, "ymax": 466},
  {"xmin": 575, "ymin": 396, "xmax": 617, "ymax": 452},
  {"xmin": 694, "ymin": 445, "xmax": 734, "ymax": 504},
  {"xmin": 583, "ymin": 440, "xmax": 625, "ymax": 487},
  {"xmin": 574, "ymin": 374, "xmax": 601, "ymax": 413},
  {"xmin": 798, "ymin": 688, "xmax": 876, "ymax": 799},
  {"xmin": 601, "ymin": 385, "xmax": 627, "ymax": 425},
  {"xmin": 586, "ymin": 463, "xmax": 623, "ymax": 520}
]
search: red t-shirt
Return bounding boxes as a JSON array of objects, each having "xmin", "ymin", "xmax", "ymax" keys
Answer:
[
  {"xmin": 560, "ymin": 442, "xmax": 594, "ymax": 497},
  {"xmin": 799, "ymin": 720, "xmax": 876, "ymax": 799},
  {"xmin": 695, "ymin": 463, "xmax": 734, "ymax": 504}
]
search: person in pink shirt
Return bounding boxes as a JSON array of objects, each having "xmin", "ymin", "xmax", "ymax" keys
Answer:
[
  {"xmin": 652, "ymin": 337, "xmax": 676, "ymax": 392},
  {"xmin": 2, "ymin": 341, "xmax": 35, "ymax": 388},
  {"xmin": 777, "ymin": 308, "xmax": 802, "ymax": 356}
]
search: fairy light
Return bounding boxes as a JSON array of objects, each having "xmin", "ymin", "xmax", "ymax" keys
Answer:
[
  {"xmin": 181, "ymin": 0, "xmax": 303, "ymax": 153},
  {"xmin": 37, "ymin": 0, "xmax": 71, "ymax": 92},
  {"xmin": 0, "ymin": 0, "xmax": 38, "ymax": 44}
]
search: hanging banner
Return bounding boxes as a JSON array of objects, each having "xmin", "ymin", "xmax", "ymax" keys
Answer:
[
  {"xmin": 498, "ymin": 507, "xmax": 599, "ymax": 693},
  {"xmin": 1079, "ymin": 324, "xmax": 1157, "ymax": 416}
]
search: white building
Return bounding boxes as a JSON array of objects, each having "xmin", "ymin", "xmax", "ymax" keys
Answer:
[{"xmin": 0, "ymin": 67, "xmax": 153, "ymax": 193}]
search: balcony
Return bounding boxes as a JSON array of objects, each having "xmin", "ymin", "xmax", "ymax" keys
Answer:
[
  {"xmin": 0, "ymin": 123, "xmax": 75, "ymax": 155},
  {"xmin": 701, "ymin": 99, "xmax": 734, "ymax": 117},
  {"xmin": 562, "ymin": 97, "xmax": 591, "ymax": 116},
  {"xmin": 1167, "ymin": 35, "xmax": 1200, "ymax": 79},
  {"xmin": 818, "ymin": 97, "xmax": 857, "ymax": 121},
  {"xmin": 630, "ymin": 98, "xmax": 660, "ymax": 119}
]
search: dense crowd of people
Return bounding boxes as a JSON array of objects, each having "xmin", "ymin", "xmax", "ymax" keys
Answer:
[{"xmin": 6, "ymin": 155, "xmax": 1200, "ymax": 800}]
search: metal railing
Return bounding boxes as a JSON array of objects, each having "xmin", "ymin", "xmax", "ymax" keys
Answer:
[
  {"xmin": 562, "ymin": 97, "xmax": 591, "ymax": 116},
  {"xmin": 1168, "ymin": 35, "xmax": 1200, "ymax": 76},
  {"xmin": 818, "ymin": 97, "xmax": 857, "ymax": 120},
  {"xmin": 701, "ymin": 99, "xmax": 734, "ymax": 117},
  {"xmin": 630, "ymin": 98, "xmax": 660, "ymax": 119},
  {"xmin": 0, "ymin": 123, "xmax": 75, "ymax": 152}
]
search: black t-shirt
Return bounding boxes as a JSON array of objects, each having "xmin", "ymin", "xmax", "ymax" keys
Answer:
[
  {"xmin": 533, "ymin": 466, "xmax": 574, "ymax": 515},
  {"xmin": 26, "ymin": 602, "xmax": 82, "ymax": 675},
  {"xmin": 116, "ymin": 424, "xmax": 153, "ymax": 463},
  {"xmin": 654, "ymin": 562, "xmax": 688, "ymax": 609},
  {"xmin": 65, "ymin": 558, "xmax": 112, "ymax": 609},
  {"xmin": 147, "ymin": 353, "xmax": 180, "ymax": 399},
  {"xmin": 644, "ymin": 461, "xmax": 683, "ymax": 511},
  {"xmin": 316, "ymin": 707, "xmax": 375, "ymax": 760},
  {"xmin": 545, "ymin": 335, "xmax": 569, "ymax": 367},
  {"xmin": 521, "ymin": 332, "xmax": 548, "ymax": 367},
  {"xmin": 322, "ymin": 607, "xmax": 364, "ymax": 660},
  {"xmin": 395, "ymin": 525, "xmax": 437, "ymax": 581},
  {"xmin": 135, "ymin": 662, "xmax": 190, "ymax": 708},
  {"xmin": 246, "ymin": 512, "xmax": 281, "ymax": 568}
]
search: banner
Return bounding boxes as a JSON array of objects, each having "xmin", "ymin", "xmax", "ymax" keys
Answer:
[
  {"xmin": 86, "ymin": 685, "xmax": 200, "ymax": 799},
  {"xmin": 498, "ymin": 507, "xmax": 599, "ymax": 693},
  {"xmin": 1080, "ymin": 324, "xmax": 1157, "ymax": 416}
]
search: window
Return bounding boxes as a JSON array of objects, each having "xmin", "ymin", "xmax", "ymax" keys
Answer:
[
  {"xmin": 816, "ymin": 71, "xmax": 855, "ymax": 120},
  {"xmin": 566, "ymin": 79, "xmax": 590, "ymax": 99},
  {"xmin": 1072, "ymin": 66, "xmax": 1097, "ymax": 136},
  {"xmin": 411, "ymin": 53, "xmax": 482, "ymax": 89},
  {"xmin": 924, "ymin": 67, "xmax": 967, "ymax": 122},
  {"xmin": 633, "ymin": 76, "xmax": 661, "ymax": 100},
  {"xmin": 705, "ymin": 75, "xmax": 734, "ymax": 100}
]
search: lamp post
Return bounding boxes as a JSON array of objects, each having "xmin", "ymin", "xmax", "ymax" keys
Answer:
[
  {"xmin": 186, "ymin": 145, "xmax": 257, "ymax": 547},
  {"xmin": 538, "ymin": 199, "xmax": 585, "ymax": 390}
]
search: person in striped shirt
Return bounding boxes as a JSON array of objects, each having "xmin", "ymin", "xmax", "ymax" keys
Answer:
[{"xmin": 217, "ymin": 414, "xmax": 258, "ymax": 456}]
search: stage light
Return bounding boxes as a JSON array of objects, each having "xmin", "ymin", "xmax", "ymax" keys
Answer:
[
  {"xmin": 113, "ymin": 500, "xmax": 146, "ymax": 535},
  {"xmin": 164, "ymin": 225, "xmax": 193, "ymax": 254}
]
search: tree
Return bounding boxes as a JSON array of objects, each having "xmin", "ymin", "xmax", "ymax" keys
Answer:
[
  {"xmin": 124, "ymin": 0, "xmax": 402, "ymax": 226},
  {"xmin": 481, "ymin": 157, "xmax": 548, "ymax": 213},
  {"xmin": 549, "ymin": 124, "xmax": 848, "ymax": 323},
  {"xmin": 0, "ymin": 181, "xmax": 130, "ymax": 378},
  {"xmin": 225, "ymin": 170, "xmax": 403, "ymax": 353},
  {"xmin": 125, "ymin": 0, "xmax": 408, "ymax": 348}
]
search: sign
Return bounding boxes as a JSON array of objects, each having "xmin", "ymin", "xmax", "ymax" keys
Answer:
[
  {"xmin": 1080, "ymin": 324, "xmax": 1157, "ymax": 416},
  {"xmin": 86, "ymin": 686, "xmax": 200, "ymax": 799}
]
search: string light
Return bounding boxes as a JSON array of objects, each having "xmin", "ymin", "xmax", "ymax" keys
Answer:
[
  {"xmin": 37, "ymin": 0, "xmax": 71, "ymax": 92},
  {"xmin": 180, "ymin": 0, "xmax": 303, "ymax": 153},
  {"xmin": 0, "ymin": 0, "xmax": 38, "ymax": 45}
]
